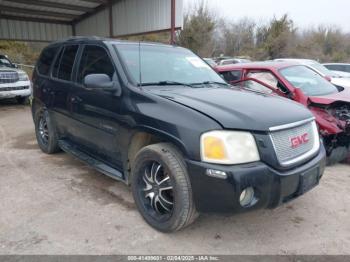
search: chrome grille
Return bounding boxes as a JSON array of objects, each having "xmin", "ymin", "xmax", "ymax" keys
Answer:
[
  {"xmin": 0, "ymin": 71, "xmax": 19, "ymax": 84},
  {"xmin": 270, "ymin": 120, "xmax": 319, "ymax": 166},
  {"xmin": 0, "ymin": 86, "xmax": 29, "ymax": 92}
]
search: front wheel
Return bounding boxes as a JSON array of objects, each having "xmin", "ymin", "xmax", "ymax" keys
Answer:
[
  {"xmin": 327, "ymin": 146, "xmax": 349, "ymax": 166},
  {"xmin": 131, "ymin": 143, "xmax": 198, "ymax": 232}
]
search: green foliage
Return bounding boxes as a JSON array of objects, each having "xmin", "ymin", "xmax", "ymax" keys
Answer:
[
  {"xmin": 120, "ymin": 32, "xmax": 170, "ymax": 44},
  {"xmin": 0, "ymin": 41, "xmax": 40, "ymax": 65},
  {"xmin": 257, "ymin": 15, "xmax": 297, "ymax": 59},
  {"xmin": 0, "ymin": 40, "xmax": 41, "ymax": 76},
  {"xmin": 176, "ymin": 1, "xmax": 350, "ymax": 63},
  {"xmin": 177, "ymin": 2, "xmax": 216, "ymax": 57}
]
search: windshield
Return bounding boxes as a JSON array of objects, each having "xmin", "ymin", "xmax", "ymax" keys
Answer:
[
  {"xmin": 280, "ymin": 65, "xmax": 338, "ymax": 96},
  {"xmin": 0, "ymin": 58, "xmax": 13, "ymax": 68},
  {"xmin": 115, "ymin": 43, "xmax": 225, "ymax": 86}
]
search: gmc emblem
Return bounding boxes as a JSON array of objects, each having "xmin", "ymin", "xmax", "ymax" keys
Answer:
[{"xmin": 291, "ymin": 133, "xmax": 309, "ymax": 148}]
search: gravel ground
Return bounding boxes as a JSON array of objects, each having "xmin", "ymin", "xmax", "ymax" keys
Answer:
[{"xmin": 0, "ymin": 101, "xmax": 349, "ymax": 255}]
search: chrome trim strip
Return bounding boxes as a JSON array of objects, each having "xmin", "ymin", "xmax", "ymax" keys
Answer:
[
  {"xmin": 269, "ymin": 121, "xmax": 320, "ymax": 167},
  {"xmin": 269, "ymin": 117, "xmax": 315, "ymax": 132}
]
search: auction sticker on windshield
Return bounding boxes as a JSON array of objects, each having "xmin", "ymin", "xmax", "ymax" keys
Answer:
[{"xmin": 186, "ymin": 57, "xmax": 210, "ymax": 68}]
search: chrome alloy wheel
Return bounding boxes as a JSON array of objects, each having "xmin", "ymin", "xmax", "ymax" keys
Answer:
[
  {"xmin": 142, "ymin": 161, "xmax": 174, "ymax": 215},
  {"xmin": 38, "ymin": 114, "xmax": 49, "ymax": 145}
]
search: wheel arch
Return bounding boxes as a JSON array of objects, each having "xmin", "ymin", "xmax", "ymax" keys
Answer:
[{"xmin": 124, "ymin": 127, "xmax": 188, "ymax": 185}]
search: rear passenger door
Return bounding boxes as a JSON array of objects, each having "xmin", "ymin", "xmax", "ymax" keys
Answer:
[
  {"xmin": 50, "ymin": 45, "xmax": 80, "ymax": 136},
  {"xmin": 33, "ymin": 45, "xmax": 59, "ymax": 108},
  {"xmin": 69, "ymin": 44, "xmax": 123, "ymax": 169}
]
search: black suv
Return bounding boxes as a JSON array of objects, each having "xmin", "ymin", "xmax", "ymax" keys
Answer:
[{"xmin": 32, "ymin": 37, "xmax": 326, "ymax": 232}]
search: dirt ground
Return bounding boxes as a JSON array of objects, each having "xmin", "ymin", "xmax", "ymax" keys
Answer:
[{"xmin": 0, "ymin": 100, "xmax": 349, "ymax": 255}]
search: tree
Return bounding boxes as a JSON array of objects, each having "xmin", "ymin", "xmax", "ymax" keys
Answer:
[
  {"xmin": 220, "ymin": 18, "xmax": 256, "ymax": 57},
  {"xmin": 258, "ymin": 14, "xmax": 297, "ymax": 59},
  {"xmin": 177, "ymin": 2, "xmax": 216, "ymax": 57}
]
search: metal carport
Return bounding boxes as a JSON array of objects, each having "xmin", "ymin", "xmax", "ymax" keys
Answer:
[{"xmin": 0, "ymin": 0, "xmax": 183, "ymax": 43}]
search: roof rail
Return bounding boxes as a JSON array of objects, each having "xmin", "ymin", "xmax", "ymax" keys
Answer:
[{"xmin": 64, "ymin": 36, "xmax": 104, "ymax": 41}]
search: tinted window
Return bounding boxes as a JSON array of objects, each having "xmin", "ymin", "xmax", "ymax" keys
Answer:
[
  {"xmin": 78, "ymin": 45, "xmax": 115, "ymax": 83},
  {"xmin": 324, "ymin": 64, "xmax": 337, "ymax": 70},
  {"xmin": 37, "ymin": 46, "xmax": 58, "ymax": 75},
  {"xmin": 57, "ymin": 45, "xmax": 79, "ymax": 81},
  {"xmin": 221, "ymin": 60, "xmax": 236, "ymax": 65},
  {"xmin": 326, "ymin": 64, "xmax": 345, "ymax": 71},
  {"xmin": 220, "ymin": 70, "xmax": 242, "ymax": 82},
  {"xmin": 334, "ymin": 65, "xmax": 343, "ymax": 71},
  {"xmin": 52, "ymin": 47, "xmax": 64, "ymax": 78}
]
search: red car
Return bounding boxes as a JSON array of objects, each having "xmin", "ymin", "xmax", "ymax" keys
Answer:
[{"xmin": 216, "ymin": 62, "xmax": 350, "ymax": 164}]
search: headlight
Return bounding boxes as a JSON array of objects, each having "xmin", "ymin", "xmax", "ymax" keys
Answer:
[
  {"xmin": 18, "ymin": 72, "xmax": 29, "ymax": 81},
  {"xmin": 200, "ymin": 130, "xmax": 260, "ymax": 165}
]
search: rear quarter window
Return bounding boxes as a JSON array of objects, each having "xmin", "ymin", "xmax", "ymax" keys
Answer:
[{"xmin": 37, "ymin": 46, "xmax": 59, "ymax": 76}]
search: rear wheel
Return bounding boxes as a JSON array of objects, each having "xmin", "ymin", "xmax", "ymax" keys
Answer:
[
  {"xmin": 131, "ymin": 143, "xmax": 198, "ymax": 232},
  {"xmin": 34, "ymin": 108, "xmax": 60, "ymax": 154}
]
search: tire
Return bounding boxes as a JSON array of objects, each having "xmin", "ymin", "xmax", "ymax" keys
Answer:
[
  {"xmin": 34, "ymin": 108, "xmax": 60, "ymax": 154},
  {"xmin": 16, "ymin": 96, "xmax": 29, "ymax": 105},
  {"xmin": 131, "ymin": 143, "xmax": 198, "ymax": 232},
  {"xmin": 327, "ymin": 146, "xmax": 349, "ymax": 166}
]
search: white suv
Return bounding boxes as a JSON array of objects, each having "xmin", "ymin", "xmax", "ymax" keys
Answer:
[
  {"xmin": 0, "ymin": 55, "xmax": 31, "ymax": 104},
  {"xmin": 274, "ymin": 58, "xmax": 350, "ymax": 90}
]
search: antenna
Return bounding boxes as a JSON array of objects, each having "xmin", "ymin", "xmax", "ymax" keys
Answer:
[{"xmin": 138, "ymin": 41, "xmax": 142, "ymax": 88}]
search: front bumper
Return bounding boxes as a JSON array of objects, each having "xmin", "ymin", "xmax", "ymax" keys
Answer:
[
  {"xmin": 0, "ymin": 81, "xmax": 32, "ymax": 99},
  {"xmin": 186, "ymin": 146, "xmax": 326, "ymax": 213}
]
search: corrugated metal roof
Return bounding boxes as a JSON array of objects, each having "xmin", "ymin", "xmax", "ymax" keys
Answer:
[
  {"xmin": 0, "ymin": 0, "xmax": 104, "ymax": 23},
  {"xmin": 0, "ymin": 0, "xmax": 184, "ymax": 42}
]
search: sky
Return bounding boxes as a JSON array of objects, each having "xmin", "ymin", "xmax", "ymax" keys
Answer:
[{"xmin": 184, "ymin": 0, "xmax": 350, "ymax": 32}]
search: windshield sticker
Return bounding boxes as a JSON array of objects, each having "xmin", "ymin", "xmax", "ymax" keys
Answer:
[{"xmin": 186, "ymin": 57, "xmax": 210, "ymax": 68}]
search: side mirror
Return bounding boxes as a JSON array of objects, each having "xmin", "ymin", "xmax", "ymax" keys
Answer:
[
  {"xmin": 324, "ymin": 76, "xmax": 332, "ymax": 82},
  {"xmin": 13, "ymin": 63, "xmax": 18, "ymax": 68},
  {"xmin": 84, "ymin": 74, "xmax": 121, "ymax": 95}
]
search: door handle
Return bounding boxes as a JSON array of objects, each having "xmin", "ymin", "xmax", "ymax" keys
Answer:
[{"xmin": 71, "ymin": 96, "xmax": 82, "ymax": 104}]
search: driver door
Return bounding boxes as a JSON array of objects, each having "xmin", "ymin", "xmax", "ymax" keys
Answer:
[
  {"xmin": 69, "ymin": 44, "xmax": 124, "ymax": 169},
  {"xmin": 245, "ymin": 70, "xmax": 289, "ymax": 96}
]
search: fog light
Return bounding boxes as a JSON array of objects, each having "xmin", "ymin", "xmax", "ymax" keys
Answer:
[
  {"xmin": 205, "ymin": 169, "xmax": 227, "ymax": 179},
  {"xmin": 239, "ymin": 187, "xmax": 255, "ymax": 207}
]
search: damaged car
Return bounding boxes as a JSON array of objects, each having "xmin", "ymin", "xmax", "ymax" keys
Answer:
[{"xmin": 216, "ymin": 62, "xmax": 350, "ymax": 164}]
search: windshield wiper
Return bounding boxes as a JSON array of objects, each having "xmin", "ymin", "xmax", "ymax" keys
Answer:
[
  {"xmin": 190, "ymin": 81, "xmax": 231, "ymax": 87},
  {"xmin": 140, "ymin": 81, "xmax": 195, "ymax": 88}
]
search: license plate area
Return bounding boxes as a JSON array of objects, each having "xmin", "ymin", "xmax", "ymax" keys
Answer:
[{"xmin": 298, "ymin": 167, "xmax": 320, "ymax": 194}]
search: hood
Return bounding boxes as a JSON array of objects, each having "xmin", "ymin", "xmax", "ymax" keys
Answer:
[
  {"xmin": 309, "ymin": 88, "xmax": 350, "ymax": 105},
  {"xmin": 148, "ymin": 87, "xmax": 313, "ymax": 132},
  {"xmin": 331, "ymin": 77, "xmax": 350, "ymax": 88},
  {"xmin": 0, "ymin": 66, "xmax": 22, "ymax": 73}
]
